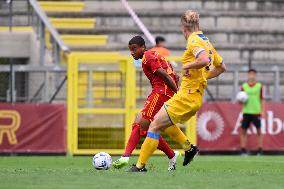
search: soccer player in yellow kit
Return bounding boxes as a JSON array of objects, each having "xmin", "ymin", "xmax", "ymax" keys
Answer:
[{"xmin": 128, "ymin": 10, "xmax": 227, "ymax": 172}]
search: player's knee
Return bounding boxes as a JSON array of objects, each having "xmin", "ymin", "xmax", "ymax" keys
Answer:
[
  {"xmin": 139, "ymin": 123, "xmax": 149, "ymax": 137},
  {"xmin": 256, "ymin": 128, "xmax": 262, "ymax": 135},
  {"xmin": 149, "ymin": 120, "xmax": 163, "ymax": 133},
  {"xmin": 140, "ymin": 118, "xmax": 150, "ymax": 129},
  {"xmin": 241, "ymin": 127, "xmax": 247, "ymax": 132}
]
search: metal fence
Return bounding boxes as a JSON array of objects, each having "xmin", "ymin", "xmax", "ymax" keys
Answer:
[
  {"xmin": 0, "ymin": 64, "xmax": 66, "ymax": 103},
  {"xmin": 206, "ymin": 67, "xmax": 284, "ymax": 101},
  {"xmin": 0, "ymin": 63, "xmax": 283, "ymax": 103}
]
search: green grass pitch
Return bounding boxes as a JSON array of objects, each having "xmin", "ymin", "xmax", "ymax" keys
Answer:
[{"xmin": 0, "ymin": 155, "xmax": 283, "ymax": 189}]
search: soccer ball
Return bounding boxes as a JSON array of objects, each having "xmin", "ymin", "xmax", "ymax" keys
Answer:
[
  {"xmin": 92, "ymin": 152, "xmax": 112, "ymax": 170},
  {"xmin": 236, "ymin": 91, "xmax": 248, "ymax": 103}
]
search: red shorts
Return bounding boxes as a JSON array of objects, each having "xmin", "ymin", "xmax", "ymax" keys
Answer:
[{"xmin": 141, "ymin": 92, "xmax": 171, "ymax": 121}]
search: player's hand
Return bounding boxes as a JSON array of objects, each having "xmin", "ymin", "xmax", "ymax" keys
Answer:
[{"xmin": 182, "ymin": 67, "xmax": 190, "ymax": 77}]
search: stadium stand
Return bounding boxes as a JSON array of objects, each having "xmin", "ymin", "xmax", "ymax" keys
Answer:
[
  {"xmin": 46, "ymin": 0, "xmax": 284, "ymax": 65},
  {"xmin": 49, "ymin": 0, "xmax": 284, "ymax": 101}
]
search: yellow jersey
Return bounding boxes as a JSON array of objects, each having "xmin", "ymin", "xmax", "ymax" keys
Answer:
[
  {"xmin": 164, "ymin": 31, "xmax": 223, "ymax": 124},
  {"xmin": 180, "ymin": 31, "xmax": 223, "ymax": 93}
]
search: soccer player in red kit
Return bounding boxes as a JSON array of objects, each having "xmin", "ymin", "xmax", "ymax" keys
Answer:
[{"xmin": 113, "ymin": 36, "xmax": 180, "ymax": 171}]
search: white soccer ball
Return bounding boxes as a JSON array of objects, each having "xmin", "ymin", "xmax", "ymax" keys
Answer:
[
  {"xmin": 236, "ymin": 91, "xmax": 248, "ymax": 103},
  {"xmin": 92, "ymin": 152, "xmax": 112, "ymax": 170}
]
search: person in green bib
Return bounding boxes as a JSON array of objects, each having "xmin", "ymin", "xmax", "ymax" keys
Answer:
[{"xmin": 240, "ymin": 69, "xmax": 265, "ymax": 155}]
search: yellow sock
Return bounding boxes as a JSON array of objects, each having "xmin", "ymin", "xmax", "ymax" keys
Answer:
[
  {"xmin": 136, "ymin": 132, "xmax": 159, "ymax": 168},
  {"xmin": 164, "ymin": 125, "xmax": 191, "ymax": 151}
]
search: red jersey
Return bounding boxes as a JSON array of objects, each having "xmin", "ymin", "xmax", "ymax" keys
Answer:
[{"xmin": 141, "ymin": 50, "xmax": 178, "ymax": 97}]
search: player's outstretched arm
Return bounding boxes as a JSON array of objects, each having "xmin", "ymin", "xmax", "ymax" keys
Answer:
[
  {"xmin": 182, "ymin": 52, "xmax": 209, "ymax": 77},
  {"xmin": 207, "ymin": 62, "xmax": 227, "ymax": 79},
  {"xmin": 155, "ymin": 68, "xmax": 178, "ymax": 93}
]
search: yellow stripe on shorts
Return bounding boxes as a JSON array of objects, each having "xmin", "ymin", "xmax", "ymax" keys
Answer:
[{"xmin": 147, "ymin": 94, "xmax": 159, "ymax": 117}]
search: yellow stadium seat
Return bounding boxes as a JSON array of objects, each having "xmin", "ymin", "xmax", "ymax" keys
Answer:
[
  {"xmin": 39, "ymin": 1, "xmax": 85, "ymax": 12},
  {"xmin": 61, "ymin": 35, "xmax": 108, "ymax": 46},
  {"xmin": 0, "ymin": 26, "xmax": 33, "ymax": 32},
  {"xmin": 49, "ymin": 18, "xmax": 96, "ymax": 29}
]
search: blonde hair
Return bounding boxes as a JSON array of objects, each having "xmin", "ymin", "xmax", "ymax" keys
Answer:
[{"xmin": 181, "ymin": 10, "xmax": 200, "ymax": 31}]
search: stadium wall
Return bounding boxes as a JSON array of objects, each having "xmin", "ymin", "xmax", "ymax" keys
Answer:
[
  {"xmin": 0, "ymin": 103, "xmax": 66, "ymax": 154},
  {"xmin": 198, "ymin": 102, "xmax": 284, "ymax": 152},
  {"xmin": 1, "ymin": 102, "xmax": 284, "ymax": 154}
]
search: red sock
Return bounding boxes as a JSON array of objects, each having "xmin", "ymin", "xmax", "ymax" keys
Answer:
[
  {"xmin": 123, "ymin": 123, "xmax": 141, "ymax": 157},
  {"xmin": 157, "ymin": 136, "xmax": 175, "ymax": 159}
]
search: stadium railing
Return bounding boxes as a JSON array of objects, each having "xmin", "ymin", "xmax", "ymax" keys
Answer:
[
  {"xmin": 28, "ymin": 0, "xmax": 70, "ymax": 65},
  {"xmin": 0, "ymin": 60, "xmax": 283, "ymax": 102},
  {"xmin": 0, "ymin": 0, "xmax": 70, "ymax": 103}
]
